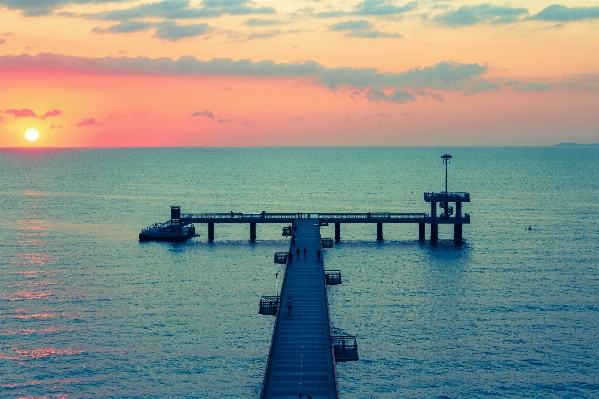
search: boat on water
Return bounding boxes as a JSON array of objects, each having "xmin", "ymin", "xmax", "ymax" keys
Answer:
[{"xmin": 139, "ymin": 223, "xmax": 196, "ymax": 242}]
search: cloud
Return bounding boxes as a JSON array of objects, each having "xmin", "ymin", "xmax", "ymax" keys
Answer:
[
  {"xmin": 366, "ymin": 88, "xmax": 415, "ymax": 103},
  {"xmin": 316, "ymin": 0, "xmax": 417, "ymax": 18},
  {"xmin": 464, "ymin": 79, "xmax": 500, "ymax": 95},
  {"xmin": 504, "ymin": 80, "xmax": 523, "ymax": 86},
  {"xmin": 0, "ymin": 38, "xmax": 5, "ymax": 44},
  {"xmin": 0, "ymin": 116, "xmax": 3, "ymax": 123},
  {"xmin": 5, "ymin": 108, "xmax": 37, "ymax": 117},
  {"xmin": 514, "ymin": 82, "xmax": 551, "ymax": 91},
  {"xmin": 92, "ymin": 20, "xmax": 210, "ymax": 40},
  {"xmin": 50, "ymin": 124, "xmax": 62, "ymax": 129},
  {"xmin": 93, "ymin": 21, "xmax": 154, "ymax": 34},
  {"xmin": 329, "ymin": 20, "xmax": 401, "ymax": 38},
  {"xmin": 244, "ymin": 18, "xmax": 284, "ymax": 26},
  {"xmin": 353, "ymin": 0, "xmax": 417, "ymax": 16},
  {"xmin": 82, "ymin": 0, "xmax": 275, "ymax": 20},
  {"xmin": 0, "ymin": 0, "xmax": 129, "ymax": 17},
  {"xmin": 528, "ymin": 4, "xmax": 599, "ymax": 22},
  {"xmin": 0, "ymin": 53, "xmax": 488, "ymax": 92},
  {"xmin": 40, "ymin": 109, "xmax": 63, "ymax": 120},
  {"xmin": 330, "ymin": 20, "xmax": 373, "ymax": 31},
  {"xmin": 433, "ymin": 4, "xmax": 528, "ymax": 26},
  {"xmin": 76, "ymin": 118, "xmax": 103, "ymax": 127},
  {"xmin": 191, "ymin": 110, "xmax": 214, "ymax": 119},
  {"xmin": 155, "ymin": 21, "xmax": 210, "ymax": 41}
]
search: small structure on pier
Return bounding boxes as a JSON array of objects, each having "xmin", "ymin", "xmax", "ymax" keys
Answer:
[
  {"xmin": 332, "ymin": 335, "xmax": 359, "ymax": 362},
  {"xmin": 259, "ymin": 296, "xmax": 279, "ymax": 315},
  {"xmin": 321, "ymin": 238, "xmax": 334, "ymax": 248},
  {"xmin": 324, "ymin": 270, "xmax": 342, "ymax": 285},
  {"xmin": 424, "ymin": 154, "xmax": 470, "ymax": 243},
  {"xmin": 273, "ymin": 252, "xmax": 289, "ymax": 264}
]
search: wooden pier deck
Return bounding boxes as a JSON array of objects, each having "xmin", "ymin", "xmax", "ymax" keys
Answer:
[{"xmin": 261, "ymin": 218, "xmax": 338, "ymax": 399}]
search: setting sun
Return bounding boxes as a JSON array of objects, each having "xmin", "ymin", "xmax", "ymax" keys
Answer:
[{"xmin": 25, "ymin": 128, "xmax": 39, "ymax": 142}]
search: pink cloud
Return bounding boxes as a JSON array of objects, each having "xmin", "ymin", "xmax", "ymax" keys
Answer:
[
  {"xmin": 0, "ymin": 116, "xmax": 4, "ymax": 123},
  {"xmin": 75, "ymin": 118, "xmax": 103, "ymax": 127},
  {"xmin": 40, "ymin": 109, "xmax": 62, "ymax": 120},
  {"xmin": 5, "ymin": 108, "xmax": 37, "ymax": 118}
]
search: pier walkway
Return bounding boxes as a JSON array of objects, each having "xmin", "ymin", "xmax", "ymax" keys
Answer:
[{"xmin": 261, "ymin": 218, "xmax": 338, "ymax": 399}]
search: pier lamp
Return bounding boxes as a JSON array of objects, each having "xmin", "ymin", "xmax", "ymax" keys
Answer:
[{"xmin": 442, "ymin": 154, "xmax": 452, "ymax": 193}]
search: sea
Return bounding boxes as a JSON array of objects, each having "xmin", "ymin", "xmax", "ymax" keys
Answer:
[{"xmin": 1, "ymin": 147, "xmax": 598, "ymax": 399}]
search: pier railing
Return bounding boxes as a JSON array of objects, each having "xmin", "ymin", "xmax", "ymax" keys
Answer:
[
  {"xmin": 139, "ymin": 221, "xmax": 171, "ymax": 233},
  {"xmin": 259, "ymin": 243, "xmax": 292, "ymax": 399},
  {"xmin": 182, "ymin": 212, "xmax": 297, "ymax": 220},
  {"xmin": 424, "ymin": 192, "xmax": 470, "ymax": 201},
  {"xmin": 317, "ymin": 212, "xmax": 427, "ymax": 220}
]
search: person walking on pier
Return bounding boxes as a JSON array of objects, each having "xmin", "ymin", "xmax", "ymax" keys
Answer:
[
  {"xmin": 296, "ymin": 247, "xmax": 300, "ymax": 259},
  {"xmin": 317, "ymin": 249, "xmax": 321, "ymax": 261},
  {"xmin": 287, "ymin": 297, "xmax": 293, "ymax": 314},
  {"xmin": 288, "ymin": 252, "xmax": 293, "ymax": 263},
  {"xmin": 303, "ymin": 247, "xmax": 306, "ymax": 257}
]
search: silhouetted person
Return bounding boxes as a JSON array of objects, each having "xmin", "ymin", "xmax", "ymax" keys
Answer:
[
  {"xmin": 230, "ymin": 211, "xmax": 234, "ymax": 218},
  {"xmin": 289, "ymin": 252, "xmax": 293, "ymax": 263},
  {"xmin": 287, "ymin": 297, "xmax": 293, "ymax": 314},
  {"xmin": 317, "ymin": 249, "xmax": 321, "ymax": 261},
  {"xmin": 292, "ymin": 235, "xmax": 296, "ymax": 245},
  {"xmin": 303, "ymin": 247, "xmax": 306, "ymax": 257},
  {"xmin": 296, "ymin": 247, "xmax": 300, "ymax": 259}
]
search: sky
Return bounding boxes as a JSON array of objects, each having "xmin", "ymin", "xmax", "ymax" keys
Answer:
[{"xmin": 1, "ymin": 0, "xmax": 598, "ymax": 147}]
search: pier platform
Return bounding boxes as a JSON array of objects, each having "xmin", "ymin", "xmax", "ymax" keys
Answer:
[{"xmin": 261, "ymin": 218, "xmax": 338, "ymax": 399}]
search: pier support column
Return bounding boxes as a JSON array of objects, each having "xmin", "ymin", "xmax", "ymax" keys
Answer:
[
  {"xmin": 335, "ymin": 223, "xmax": 341, "ymax": 242},
  {"xmin": 431, "ymin": 202, "xmax": 437, "ymax": 219},
  {"xmin": 456, "ymin": 202, "xmax": 462, "ymax": 218},
  {"xmin": 377, "ymin": 223, "xmax": 383, "ymax": 241},
  {"xmin": 419, "ymin": 223, "xmax": 425, "ymax": 240},
  {"xmin": 431, "ymin": 224, "xmax": 438, "ymax": 241},
  {"xmin": 208, "ymin": 223, "xmax": 214, "ymax": 242},
  {"xmin": 250, "ymin": 223, "xmax": 256, "ymax": 243},
  {"xmin": 454, "ymin": 224, "xmax": 462, "ymax": 243}
]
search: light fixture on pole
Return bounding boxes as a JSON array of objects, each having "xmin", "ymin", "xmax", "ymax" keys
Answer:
[{"xmin": 442, "ymin": 154, "xmax": 452, "ymax": 193}]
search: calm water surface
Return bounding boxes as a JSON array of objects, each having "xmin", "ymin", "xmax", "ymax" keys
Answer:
[{"xmin": 1, "ymin": 147, "xmax": 598, "ymax": 398}]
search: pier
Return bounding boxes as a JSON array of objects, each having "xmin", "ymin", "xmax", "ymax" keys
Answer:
[
  {"xmin": 139, "ymin": 208, "xmax": 469, "ymax": 243},
  {"xmin": 138, "ymin": 155, "xmax": 471, "ymax": 398},
  {"xmin": 260, "ymin": 218, "xmax": 338, "ymax": 398}
]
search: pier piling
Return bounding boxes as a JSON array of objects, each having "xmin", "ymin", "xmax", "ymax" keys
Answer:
[
  {"xmin": 431, "ymin": 223, "xmax": 438, "ymax": 241},
  {"xmin": 377, "ymin": 222, "xmax": 383, "ymax": 241},
  {"xmin": 208, "ymin": 223, "xmax": 214, "ymax": 242}
]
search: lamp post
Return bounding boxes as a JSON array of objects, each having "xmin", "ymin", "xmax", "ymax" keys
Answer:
[{"xmin": 442, "ymin": 154, "xmax": 452, "ymax": 193}]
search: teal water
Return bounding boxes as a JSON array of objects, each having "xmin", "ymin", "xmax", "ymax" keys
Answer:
[{"xmin": 1, "ymin": 147, "xmax": 598, "ymax": 398}]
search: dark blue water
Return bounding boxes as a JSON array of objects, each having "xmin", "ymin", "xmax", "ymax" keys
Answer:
[{"xmin": 1, "ymin": 148, "xmax": 598, "ymax": 398}]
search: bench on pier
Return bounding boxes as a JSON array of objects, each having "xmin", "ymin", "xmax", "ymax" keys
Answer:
[
  {"xmin": 332, "ymin": 335, "xmax": 359, "ymax": 362},
  {"xmin": 273, "ymin": 252, "xmax": 289, "ymax": 264},
  {"xmin": 258, "ymin": 296, "xmax": 279, "ymax": 315},
  {"xmin": 324, "ymin": 270, "xmax": 342, "ymax": 285}
]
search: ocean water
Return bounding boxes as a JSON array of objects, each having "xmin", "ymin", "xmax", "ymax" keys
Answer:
[{"xmin": 1, "ymin": 147, "xmax": 598, "ymax": 399}]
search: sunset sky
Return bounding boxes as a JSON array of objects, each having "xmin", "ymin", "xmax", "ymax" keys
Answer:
[{"xmin": 1, "ymin": 0, "xmax": 598, "ymax": 147}]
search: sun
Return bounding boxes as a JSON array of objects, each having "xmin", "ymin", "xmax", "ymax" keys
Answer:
[{"xmin": 25, "ymin": 128, "xmax": 40, "ymax": 142}]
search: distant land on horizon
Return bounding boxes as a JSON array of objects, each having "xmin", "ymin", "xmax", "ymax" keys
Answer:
[{"xmin": 554, "ymin": 142, "xmax": 599, "ymax": 147}]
